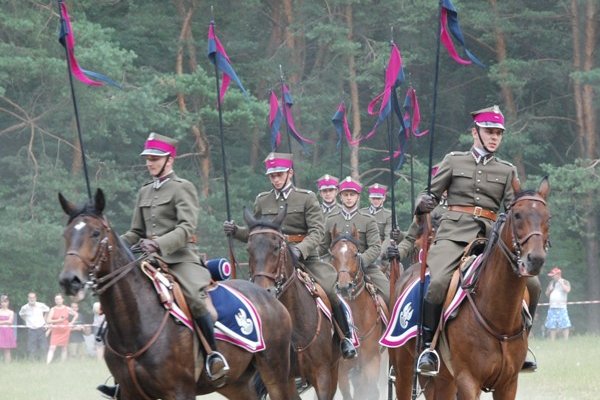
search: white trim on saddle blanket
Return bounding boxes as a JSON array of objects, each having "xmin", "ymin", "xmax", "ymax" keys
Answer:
[
  {"xmin": 209, "ymin": 284, "xmax": 266, "ymax": 353},
  {"xmin": 379, "ymin": 272, "xmax": 430, "ymax": 348}
]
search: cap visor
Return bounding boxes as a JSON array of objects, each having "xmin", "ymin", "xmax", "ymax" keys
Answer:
[
  {"xmin": 475, "ymin": 122, "xmax": 505, "ymax": 130},
  {"xmin": 140, "ymin": 149, "xmax": 171, "ymax": 156},
  {"xmin": 265, "ymin": 167, "xmax": 290, "ymax": 175}
]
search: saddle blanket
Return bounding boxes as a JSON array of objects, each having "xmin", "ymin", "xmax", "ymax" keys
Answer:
[
  {"xmin": 379, "ymin": 272, "xmax": 430, "ymax": 348},
  {"xmin": 209, "ymin": 284, "xmax": 266, "ymax": 353}
]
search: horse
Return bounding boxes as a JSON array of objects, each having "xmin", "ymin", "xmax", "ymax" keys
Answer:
[
  {"xmin": 388, "ymin": 177, "xmax": 551, "ymax": 400},
  {"xmin": 58, "ymin": 189, "xmax": 295, "ymax": 400},
  {"xmin": 328, "ymin": 225, "xmax": 387, "ymax": 400},
  {"xmin": 243, "ymin": 206, "xmax": 340, "ymax": 400}
]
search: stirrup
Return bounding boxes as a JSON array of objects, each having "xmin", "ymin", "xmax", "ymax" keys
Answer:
[
  {"xmin": 520, "ymin": 348, "xmax": 538, "ymax": 373},
  {"xmin": 206, "ymin": 351, "xmax": 230, "ymax": 381},
  {"xmin": 97, "ymin": 383, "xmax": 119, "ymax": 399},
  {"xmin": 388, "ymin": 365, "xmax": 396, "ymax": 383},
  {"xmin": 416, "ymin": 348, "xmax": 440, "ymax": 377}
]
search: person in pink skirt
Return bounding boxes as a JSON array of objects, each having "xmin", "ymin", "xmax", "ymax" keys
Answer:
[{"xmin": 0, "ymin": 294, "xmax": 17, "ymax": 363}]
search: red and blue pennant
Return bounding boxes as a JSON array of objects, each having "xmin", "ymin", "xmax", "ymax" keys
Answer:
[
  {"xmin": 207, "ymin": 21, "xmax": 248, "ymax": 103},
  {"xmin": 268, "ymin": 90, "xmax": 283, "ymax": 151},
  {"xmin": 440, "ymin": 0, "xmax": 485, "ymax": 67},
  {"xmin": 331, "ymin": 102, "xmax": 358, "ymax": 148},
  {"xmin": 58, "ymin": 1, "xmax": 121, "ymax": 88}
]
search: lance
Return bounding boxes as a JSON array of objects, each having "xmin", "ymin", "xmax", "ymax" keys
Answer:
[
  {"xmin": 411, "ymin": 2, "xmax": 442, "ymax": 399},
  {"xmin": 210, "ymin": 13, "xmax": 237, "ymax": 278},
  {"xmin": 57, "ymin": 0, "xmax": 92, "ymax": 200}
]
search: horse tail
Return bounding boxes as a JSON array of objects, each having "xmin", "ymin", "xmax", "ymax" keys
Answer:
[{"xmin": 252, "ymin": 372, "xmax": 268, "ymax": 399}]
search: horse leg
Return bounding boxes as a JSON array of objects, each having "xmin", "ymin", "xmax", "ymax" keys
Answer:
[
  {"xmin": 337, "ymin": 359, "xmax": 354, "ymax": 400},
  {"xmin": 389, "ymin": 346, "xmax": 415, "ymax": 400},
  {"xmin": 454, "ymin": 373, "xmax": 481, "ymax": 400},
  {"xmin": 255, "ymin": 352, "xmax": 296, "ymax": 400},
  {"xmin": 491, "ymin": 378, "xmax": 518, "ymax": 400},
  {"xmin": 355, "ymin": 349, "xmax": 381, "ymax": 400}
]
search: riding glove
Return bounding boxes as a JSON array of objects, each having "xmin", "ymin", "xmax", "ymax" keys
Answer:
[
  {"xmin": 223, "ymin": 221, "xmax": 238, "ymax": 235},
  {"xmin": 390, "ymin": 229, "xmax": 403, "ymax": 242},
  {"xmin": 415, "ymin": 194, "xmax": 437, "ymax": 215},
  {"xmin": 140, "ymin": 238, "xmax": 160, "ymax": 254},
  {"xmin": 289, "ymin": 244, "xmax": 303, "ymax": 261},
  {"xmin": 386, "ymin": 244, "xmax": 400, "ymax": 260}
]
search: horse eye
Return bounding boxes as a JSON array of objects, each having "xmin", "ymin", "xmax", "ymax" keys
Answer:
[
  {"xmin": 513, "ymin": 212, "xmax": 522, "ymax": 220},
  {"xmin": 91, "ymin": 230, "xmax": 101, "ymax": 238}
]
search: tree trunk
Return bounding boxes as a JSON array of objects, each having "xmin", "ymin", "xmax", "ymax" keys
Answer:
[
  {"xmin": 570, "ymin": 0, "xmax": 599, "ymax": 332},
  {"xmin": 173, "ymin": 0, "xmax": 211, "ymax": 197},
  {"xmin": 345, "ymin": 4, "xmax": 361, "ymax": 180}
]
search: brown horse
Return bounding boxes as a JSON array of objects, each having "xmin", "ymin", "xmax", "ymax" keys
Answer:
[
  {"xmin": 329, "ymin": 225, "xmax": 386, "ymax": 400},
  {"xmin": 243, "ymin": 206, "xmax": 340, "ymax": 400},
  {"xmin": 58, "ymin": 189, "xmax": 295, "ymax": 400},
  {"xmin": 389, "ymin": 177, "xmax": 551, "ymax": 400}
]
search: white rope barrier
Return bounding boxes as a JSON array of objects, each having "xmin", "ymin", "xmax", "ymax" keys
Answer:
[{"xmin": 538, "ymin": 300, "xmax": 600, "ymax": 306}]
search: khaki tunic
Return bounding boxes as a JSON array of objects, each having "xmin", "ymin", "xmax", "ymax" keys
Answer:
[
  {"xmin": 321, "ymin": 210, "xmax": 389, "ymax": 304},
  {"xmin": 121, "ymin": 173, "xmax": 210, "ymax": 316},
  {"xmin": 423, "ymin": 150, "xmax": 539, "ymax": 306},
  {"xmin": 235, "ymin": 187, "xmax": 339, "ymax": 299}
]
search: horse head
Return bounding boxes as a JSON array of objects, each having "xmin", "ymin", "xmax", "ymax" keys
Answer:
[
  {"xmin": 501, "ymin": 177, "xmax": 551, "ymax": 277},
  {"xmin": 244, "ymin": 205, "xmax": 291, "ymax": 294},
  {"xmin": 58, "ymin": 189, "xmax": 120, "ymax": 299},
  {"xmin": 330, "ymin": 224, "xmax": 362, "ymax": 299}
]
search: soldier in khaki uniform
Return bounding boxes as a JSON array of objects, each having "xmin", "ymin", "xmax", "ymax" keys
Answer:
[
  {"xmin": 223, "ymin": 153, "xmax": 357, "ymax": 359},
  {"xmin": 321, "ymin": 177, "xmax": 390, "ymax": 304},
  {"xmin": 317, "ymin": 174, "xmax": 341, "ymax": 215},
  {"xmin": 98, "ymin": 133, "xmax": 227, "ymax": 398},
  {"xmin": 409, "ymin": 106, "xmax": 541, "ymax": 375}
]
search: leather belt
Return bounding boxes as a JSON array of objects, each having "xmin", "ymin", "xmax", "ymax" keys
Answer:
[
  {"xmin": 448, "ymin": 205, "xmax": 497, "ymax": 221},
  {"xmin": 284, "ymin": 234, "xmax": 306, "ymax": 243}
]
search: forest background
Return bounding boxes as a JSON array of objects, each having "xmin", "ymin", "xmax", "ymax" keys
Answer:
[{"xmin": 1, "ymin": 0, "xmax": 599, "ymax": 333}]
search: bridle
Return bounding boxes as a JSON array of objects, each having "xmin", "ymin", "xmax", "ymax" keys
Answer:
[
  {"xmin": 496, "ymin": 195, "xmax": 550, "ymax": 277},
  {"xmin": 64, "ymin": 214, "xmax": 142, "ymax": 295},
  {"xmin": 330, "ymin": 235, "xmax": 365, "ymax": 300},
  {"xmin": 247, "ymin": 227, "xmax": 295, "ymax": 297}
]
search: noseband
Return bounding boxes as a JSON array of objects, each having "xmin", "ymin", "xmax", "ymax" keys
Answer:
[{"xmin": 248, "ymin": 227, "xmax": 295, "ymax": 296}]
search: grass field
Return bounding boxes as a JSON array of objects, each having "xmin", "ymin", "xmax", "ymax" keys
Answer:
[{"xmin": 0, "ymin": 335, "xmax": 598, "ymax": 399}]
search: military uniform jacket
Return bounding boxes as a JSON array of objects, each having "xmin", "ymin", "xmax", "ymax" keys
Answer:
[
  {"xmin": 321, "ymin": 209, "xmax": 382, "ymax": 267},
  {"xmin": 321, "ymin": 202, "xmax": 341, "ymax": 216},
  {"xmin": 235, "ymin": 186, "xmax": 324, "ymax": 259},
  {"xmin": 424, "ymin": 150, "xmax": 518, "ymax": 243},
  {"xmin": 122, "ymin": 173, "xmax": 200, "ymax": 264}
]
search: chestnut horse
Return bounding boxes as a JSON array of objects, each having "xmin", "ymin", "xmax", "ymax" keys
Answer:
[
  {"xmin": 389, "ymin": 178, "xmax": 550, "ymax": 400},
  {"xmin": 329, "ymin": 226, "xmax": 386, "ymax": 400},
  {"xmin": 243, "ymin": 207, "xmax": 340, "ymax": 400},
  {"xmin": 58, "ymin": 189, "xmax": 295, "ymax": 400}
]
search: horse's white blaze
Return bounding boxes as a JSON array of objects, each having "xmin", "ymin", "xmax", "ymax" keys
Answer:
[
  {"xmin": 74, "ymin": 221, "xmax": 86, "ymax": 230},
  {"xmin": 340, "ymin": 242, "xmax": 348, "ymax": 255}
]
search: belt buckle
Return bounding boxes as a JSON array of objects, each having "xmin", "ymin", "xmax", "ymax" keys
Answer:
[{"xmin": 473, "ymin": 206, "xmax": 483, "ymax": 217}]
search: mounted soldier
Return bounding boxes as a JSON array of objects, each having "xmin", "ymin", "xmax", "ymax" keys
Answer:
[
  {"xmin": 402, "ymin": 106, "xmax": 541, "ymax": 376},
  {"xmin": 321, "ymin": 177, "xmax": 390, "ymax": 305},
  {"xmin": 317, "ymin": 174, "xmax": 341, "ymax": 215},
  {"xmin": 223, "ymin": 153, "xmax": 358, "ymax": 359}
]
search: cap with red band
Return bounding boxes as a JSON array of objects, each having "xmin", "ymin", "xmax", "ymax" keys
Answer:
[
  {"xmin": 471, "ymin": 105, "xmax": 505, "ymax": 130},
  {"xmin": 140, "ymin": 132, "xmax": 177, "ymax": 157},
  {"xmin": 264, "ymin": 152, "xmax": 293, "ymax": 175},
  {"xmin": 317, "ymin": 174, "xmax": 339, "ymax": 190},
  {"xmin": 338, "ymin": 176, "xmax": 362, "ymax": 193},
  {"xmin": 368, "ymin": 183, "xmax": 387, "ymax": 198}
]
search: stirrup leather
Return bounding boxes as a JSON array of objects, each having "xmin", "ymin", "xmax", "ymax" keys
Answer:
[
  {"xmin": 205, "ymin": 351, "xmax": 230, "ymax": 380},
  {"xmin": 416, "ymin": 348, "xmax": 440, "ymax": 376}
]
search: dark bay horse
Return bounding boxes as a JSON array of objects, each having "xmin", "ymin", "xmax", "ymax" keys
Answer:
[
  {"xmin": 58, "ymin": 189, "xmax": 295, "ymax": 400},
  {"xmin": 329, "ymin": 225, "xmax": 386, "ymax": 400},
  {"xmin": 243, "ymin": 207, "xmax": 340, "ymax": 400},
  {"xmin": 389, "ymin": 178, "xmax": 551, "ymax": 400}
]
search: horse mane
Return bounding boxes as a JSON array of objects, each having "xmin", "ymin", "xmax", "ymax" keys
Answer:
[
  {"xmin": 247, "ymin": 217, "xmax": 283, "ymax": 232},
  {"xmin": 66, "ymin": 200, "xmax": 103, "ymax": 223}
]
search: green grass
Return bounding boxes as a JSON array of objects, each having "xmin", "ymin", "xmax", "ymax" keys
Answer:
[{"xmin": 0, "ymin": 335, "xmax": 599, "ymax": 399}]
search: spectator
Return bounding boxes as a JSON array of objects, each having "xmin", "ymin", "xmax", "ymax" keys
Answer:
[
  {"xmin": 46, "ymin": 294, "xmax": 77, "ymax": 364},
  {"xmin": 18, "ymin": 292, "xmax": 49, "ymax": 360},
  {"xmin": 68, "ymin": 302, "xmax": 86, "ymax": 359},
  {"xmin": 92, "ymin": 302, "xmax": 105, "ymax": 361},
  {"xmin": 544, "ymin": 267, "xmax": 572, "ymax": 340},
  {"xmin": 0, "ymin": 294, "xmax": 17, "ymax": 363}
]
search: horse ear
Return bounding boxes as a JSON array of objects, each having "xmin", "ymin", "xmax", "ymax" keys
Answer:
[
  {"xmin": 58, "ymin": 192, "xmax": 76, "ymax": 217},
  {"xmin": 243, "ymin": 206, "xmax": 255, "ymax": 226},
  {"xmin": 511, "ymin": 175, "xmax": 521, "ymax": 194},
  {"xmin": 95, "ymin": 189, "xmax": 105, "ymax": 213},
  {"xmin": 351, "ymin": 224, "xmax": 359, "ymax": 239},
  {"xmin": 272, "ymin": 203, "xmax": 287, "ymax": 228},
  {"xmin": 538, "ymin": 176, "xmax": 550, "ymax": 200}
]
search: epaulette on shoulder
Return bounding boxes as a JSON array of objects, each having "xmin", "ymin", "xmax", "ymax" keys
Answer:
[
  {"xmin": 495, "ymin": 158, "xmax": 515, "ymax": 168},
  {"xmin": 448, "ymin": 150, "xmax": 470, "ymax": 157},
  {"xmin": 256, "ymin": 190, "xmax": 272, "ymax": 198},
  {"xmin": 358, "ymin": 209, "xmax": 373, "ymax": 217},
  {"xmin": 142, "ymin": 180, "xmax": 153, "ymax": 187},
  {"xmin": 295, "ymin": 188, "xmax": 314, "ymax": 195}
]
